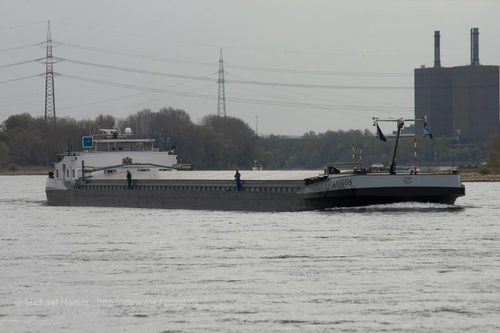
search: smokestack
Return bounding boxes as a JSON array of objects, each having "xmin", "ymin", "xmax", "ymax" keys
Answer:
[
  {"xmin": 434, "ymin": 31, "xmax": 441, "ymax": 67},
  {"xmin": 471, "ymin": 27, "xmax": 479, "ymax": 65}
]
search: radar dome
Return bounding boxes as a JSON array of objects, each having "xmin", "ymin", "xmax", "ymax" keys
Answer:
[{"xmin": 124, "ymin": 127, "xmax": 133, "ymax": 135}]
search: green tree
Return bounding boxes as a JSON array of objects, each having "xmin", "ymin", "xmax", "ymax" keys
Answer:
[
  {"xmin": 487, "ymin": 134, "xmax": 500, "ymax": 172},
  {"xmin": 200, "ymin": 115, "xmax": 257, "ymax": 169},
  {"xmin": 0, "ymin": 142, "xmax": 9, "ymax": 168},
  {"xmin": 2, "ymin": 113, "xmax": 33, "ymax": 131}
]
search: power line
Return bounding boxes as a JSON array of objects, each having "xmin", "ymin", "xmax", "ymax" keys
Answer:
[
  {"xmin": 59, "ymin": 73, "xmax": 409, "ymax": 114},
  {"xmin": 226, "ymin": 63, "xmax": 412, "ymax": 78},
  {"xmin": 0, "ymin": 74, "xmax": 41, "ymax": 85},
  {"xmin": 62, "ymin": 58, "xmax": 215, "ymax": 82},
  {"xmin": 60, "ymin": 81, "xmax": 214, "ymax": 112},
  {"xmin": 226, "ymin": 71, "xmax": 412, "ymax": 111},
  {"xmin": 60, "ymin": 73, "xmax": 215, "ymax": 99},
  {"xmin": 57, "ymin": 40, "xmax": 411, "ymax": 78},
  {"xmin": 56, "ymin": 40, "xmax": 216, "ymax": 67},
  {"xmin": 228, "ymin": 78, "xmax": 413, "ymax": 90},
  {"xmin": 60, "ymin": 57, "xmax": 415, "ymax": 90},
  {"xmin": 0, "ymin": 42, "xmax": 42, "ymax": 53},
  {"xmin": 226, "ymin": 95, "xmax": 408, "ymax": 113},
  {"xmin": 59, "ymin": 91, "xmax": 149, "ymax": 110},
  {"xmin": 0, "ymin": 58, "xmax": 45, "ymax": 69}
]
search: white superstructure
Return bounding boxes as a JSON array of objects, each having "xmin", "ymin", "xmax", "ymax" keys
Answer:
[{"xmin": 46, "ymin": 128, "xmax": 178, "ymax": 190}]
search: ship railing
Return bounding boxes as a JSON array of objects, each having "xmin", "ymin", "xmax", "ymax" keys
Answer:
[
  {"xmin": 78, "ymin": 162, "xmax": 186, "ymax": 181},
  {"xmin": 56, "ymin": 151, "xmax": 83, "ymax": 161},
  {"xmin": 304, "ymin": 175, "xmax": 328, "ymax": 185},
  {"xmin": 74, "ymin": 179, "xmax": 304, "ymax": 194},
  {"xmin": 325, "ymin": 162, "xmax": 363, "ymax": 175}
]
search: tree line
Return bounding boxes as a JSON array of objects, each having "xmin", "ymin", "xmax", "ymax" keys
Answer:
[{"xmin": 0, "ymin": 107, "xmax": 495, "ymax": 172}]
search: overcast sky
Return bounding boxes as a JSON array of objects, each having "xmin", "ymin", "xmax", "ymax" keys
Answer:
[{"xmin": 1, "ymin": 0, "xmax": 499, "ymax": 135}]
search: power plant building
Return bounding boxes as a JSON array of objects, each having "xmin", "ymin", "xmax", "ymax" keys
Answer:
[{"xmin": 414, "ymin": 28, "xmax": 499, "ymax": 141}]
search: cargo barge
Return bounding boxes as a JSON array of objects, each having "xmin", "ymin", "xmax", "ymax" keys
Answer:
[{"xmin": 45, "ymin": 122, "xmax": 465, "ymax": 211}]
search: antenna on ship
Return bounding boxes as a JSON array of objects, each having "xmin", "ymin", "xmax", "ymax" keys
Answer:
[
  {"xmin": 217, "ymin": 48, "xmax": 227, "ymax": 117},
  {"xmin": 44, "ymin": 20, "xmax": 56, "ymax": 123}
]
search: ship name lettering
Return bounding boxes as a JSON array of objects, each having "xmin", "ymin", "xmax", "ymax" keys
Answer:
[{"xmin": 331, "ymin": 178, "xmax": 353, "ymax": 188}]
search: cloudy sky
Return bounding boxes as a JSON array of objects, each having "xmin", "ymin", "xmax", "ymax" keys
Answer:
[{"xmin": 0, "ymin": 0, "xmax": 499, "ymax": 135}]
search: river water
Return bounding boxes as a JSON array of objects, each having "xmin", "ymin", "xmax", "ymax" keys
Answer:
[{"xmin": 0, "ymin": 175, "xmax": 499, "ymax": 332}]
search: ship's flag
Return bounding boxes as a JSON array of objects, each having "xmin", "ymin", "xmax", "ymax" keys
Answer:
[
  {"xmin": 424, "ymin": 126, "xmax": 433, "ymax": 139},
  {"xmin": 376, "ymin": 124, "xmax": 387, "ymax": 142}
]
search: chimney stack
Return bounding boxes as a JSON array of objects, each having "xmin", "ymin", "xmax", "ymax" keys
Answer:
[
  {"xmin": 434, "ymin": 31, "xmax": 441, "ymax": 67},
  {"xmin": 471, "ymin": 27, "xmax": 479, "ymax": 65}
]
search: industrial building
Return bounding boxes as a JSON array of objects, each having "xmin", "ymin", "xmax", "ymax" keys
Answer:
[{"xmin": 414, "ymin": 28, "xmax": 499, "ymax": 141}]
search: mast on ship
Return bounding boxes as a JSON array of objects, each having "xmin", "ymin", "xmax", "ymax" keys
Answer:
[{"xmin": 372, "ymin": 116, "xmax": 430, "ymax": 175}]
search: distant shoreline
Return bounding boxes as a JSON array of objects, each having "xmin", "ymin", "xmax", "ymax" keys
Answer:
[
  {"xmin": 0, "ymin": 167, "xmax": 49, "ymax": 176},
  {"xmin": 1, "ymin": 167, "xmax": 498, "ymax": 182},
  {"xmin": 459, "ymin": 172, "xmax": 500, "ymax": 182}
]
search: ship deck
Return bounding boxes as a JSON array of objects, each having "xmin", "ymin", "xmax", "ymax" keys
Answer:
[{"xmin": 88, "ymin": 169, "xmax": 325, "ymax": 181}]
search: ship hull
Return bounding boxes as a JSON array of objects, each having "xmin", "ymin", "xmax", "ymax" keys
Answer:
[
  {"xmin": 47, "ymin": 187, "xmax": 308, "ymax": 211},
  {"xmin": 302, "ymin": 187, "xmax": 463, "ymax": 210},
  {"xmin": 46, "ymin": 174, "xmax": 465, "ymax": 211}
]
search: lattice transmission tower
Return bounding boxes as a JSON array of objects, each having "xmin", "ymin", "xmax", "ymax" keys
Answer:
[
  {"xmin": 217, "ymin": 48, "xmax": 226, "ymax": 117},
  {"xmin": 44, "ymin": 20, "xmax": 56, "ymax": 122}
]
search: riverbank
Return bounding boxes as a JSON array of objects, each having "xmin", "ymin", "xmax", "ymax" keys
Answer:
[
  {"xmin": 460, "ymin": 171, "xmax": 500, "ymax": 182},
  {"xmin": 0, "ymin": 166, "xmax": 49, "ymax": 176}
]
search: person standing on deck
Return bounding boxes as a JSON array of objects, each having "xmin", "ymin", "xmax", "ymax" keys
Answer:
[
  {"xmin": 234, "ymin": 170, "xmax": 242, "ymax": 191},
  {"xmin": 127, "ymin": 170, "xmax": 132, "ymax": 189}
]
